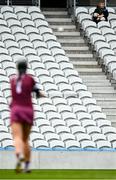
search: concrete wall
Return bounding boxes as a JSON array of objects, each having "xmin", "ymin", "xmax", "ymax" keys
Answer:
[{"xmin": 0, "ymin": 150, "xmax": 116, "ymax": 169}]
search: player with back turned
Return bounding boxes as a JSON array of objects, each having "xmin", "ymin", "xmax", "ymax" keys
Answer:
[{"xmin": 10, "ymin": 60, "xmax": 45, "ymax": 173}]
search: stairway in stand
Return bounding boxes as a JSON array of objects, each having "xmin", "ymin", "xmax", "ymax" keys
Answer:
[{"xmin": 43, "ymin": 8, "xmax": 116, "ymax": 127}]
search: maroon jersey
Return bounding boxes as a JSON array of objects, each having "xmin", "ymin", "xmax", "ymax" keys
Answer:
[{"xmin": 10, "ymin": 74, "xmax": 35, "ymax": 108}]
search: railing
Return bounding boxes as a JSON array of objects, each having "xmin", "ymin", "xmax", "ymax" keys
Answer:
[{"xmin": 6, "ymin": 0, "xmax": 41, "ymax": 6}]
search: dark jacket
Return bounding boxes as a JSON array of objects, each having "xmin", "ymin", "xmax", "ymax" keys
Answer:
[{"xmin": 93, "ymin": 6, "xmax": 109, "ymax": 23}]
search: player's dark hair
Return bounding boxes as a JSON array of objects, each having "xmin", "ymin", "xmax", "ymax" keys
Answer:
[{"xmin": 17, "ymin": 60, "xmax": 27, "ymax": 76}]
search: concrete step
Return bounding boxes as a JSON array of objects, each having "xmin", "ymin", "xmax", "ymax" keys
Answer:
[
  {"xmin": 43, "ymin": 11, "xmax": 68, "ymax": 18},
  {"xmin": 47, "ymin": 18, "xmax": 73, "ymax": 25},
  {"xmin": 77, "ymin": 68, "xmax": 102, "ymax": 73},
  {"xmin": 63, "ymin": 46, "xmax": 89, "ymax": 51},
  {"xmin": 67, "ymin": 53, "xmax": 93, "ymax": 58},
  {"xmin": 59, "ymin": 39, "xmax": 85, "ymax": 44},
  {"xmin": 64, "ymin": 47, "xmax": 90, "ymax": 54},
  {"xmin": 103, "ymin": 109, "xmax": 116, "ymax": 115},
  {"xmin": 88, "ymin": 87, "xmax": 116, "ymax": 93},
  {"xmin": 81, "ymin": 75, "xmax": 107, "ymax": 81},
  {"xmin": 43, "ymin": 11, "xmax": 68, "ymax": 15},
  {"xmin": 50, "ymin": 25, "xmax": 76, "ymax": 32},
  {"xmin": 81, "ymin": 75, "xmax": 107, "ymax": 79},
  {"xmin": 85, "ymin": 82, "xmax": 111, "ymax": 87},
  {"xmin": 72, "ymin": 61, "xmax": 98, "ymax": 66},
  {"xmin": 72, "ymin": 61, "xmax": 98, "ymax": 68},
  {"xmin": 107, "ymin": 116, "xmax": 116, "ymax": 122},
  {"xmin": 97, "ymin": 101, "xmax": 116, "ymax": 108},
  {"xmin": 72, "ymin": 58, "xmax": 97, "ymax": 62},
  {"xmin": 93, "ymin": 93, "xmax": 116, "ymax": 98},
  {"xmin": 95, "ymin": 97, "xmax": 116, "ymax": 101},
  {"xmin": 55, "ymin": 31, "xmax": 80, "ymax": 37},
  {"xmin": 42, "ymin": 8, "xmax": 67, "ymax": 11},
  {"xmin": 111, "ymin": 122, "xmax": 116, "ymax": 128}
]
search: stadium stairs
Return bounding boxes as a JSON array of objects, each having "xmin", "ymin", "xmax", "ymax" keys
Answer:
[{"xmin": 43, "ymin": 8, "xmax": 116, "ymax": 128}]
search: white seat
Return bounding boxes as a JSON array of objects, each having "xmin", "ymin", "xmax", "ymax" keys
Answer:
[
  {"xmin": 86, "ymin": 27, "xmax": 101, "ymax": 38},
  {"xmin": 91, "ymin": 133, "xmax": 106, "ymax": 142},
  {"xmin": 107, "ymin": 7, "xmax": 115, "ymax": 14},
  {"xmin": 0, "ymin": 132, "xmax": 12, "ymax": 141},
  {"xmin": 4, "ymin": 12, "xmax": 17, "ymax": 20},
  {"xmin": 99, "ymin": 48, "xmax": 115, "ymax": 59},
  {"xmin": 0, "ymin": 125, "xmax": 9, "ymax": 133},
  {"xmin": 105, "ymin": 34, "xmax": 116, "ymax": 43},
  {"xmin": 79, "ymin": 91, "xmax": 92, "ymax": 99},
  {"xmin": 33, "ymin": 140, "xmax": 49, "ymax": 148},
  {"xmin": 81, "ymin": 140, "xmax": 96, "ymax": 148},
  {"xmin": 11, "ymin": 26, "xmax": 25, "ymax": 34},
  {"xmin": 65, "ymin": 140, "xmax": 80, "ymax": 149},
  {"xmin": 51, "ymin": 119, "xmax": 65, "ymax": 127},
  {"xmin": 82, "ymin": 20, "xmax": 96, "ymax": 31},
  {"xmin": 77, "ymin": 112, "xmax": 91, "ymax": 121},
  {"xmin": 47, "ymin": 41, "xmax": 61, "ymax": 50},
  {"xmin": 55, "ymin": 126, "xmax": 70, "ymax": 134},
  {"xmin": 61, "ymin": 112, "xmax": 76, "ymax": 121},
  {"xmin": 75, "ymin": 7, "xmax": 88, "ymax": 16},
  {"xmin": 96, "ymin": 140, "xmax": 111, "ymax": 148},
  {"xmin": 21, "ymin": 19, "xmax": 35, "ymax": 28},
  {"xmin": 7, "ymin": 19, "xmax": 21, "ymax": 28},
  {"xmin": 107, "ymin": 134, "xmax": 116, "ymax": 142},
  {"xmin": 45, "ymin": 133, "xmax": 59, "ymax": 141},
  {"xmin": 42, "ymin": 104, "xmax": 57, "ymax": 113},
  {"xmin": 95, "ymin": 41, "xmax": 110, "ymax": 53},
  {"xmin": 35, "ymin": 119, "xmax": 50, "ymax": 127},
  {"xmin": 72, "ymin": 105, "xmax": 86, "ymax": 114},
  {"xmin": 82, "ymin": 120, "xmax": 96, "ymax": 128},
  {"xmin": 90, "ymin": 34, "xmax": 106, "ymax": 45},
  {"xmin": 101, "ymin": 27, "xmax": 115, "ymax": 36},
  {"xmin": 30, "ymin": 132, "xmax": 44, "ymax": 142},
  {"xmin": 75, "ymin": 133, "xmax": 91, "ymax": 142},
  {"xmin": 1, "ymin": 6, "xmax": 13, "ymax": 14},
  {"xmin": 92, "ymin": 112, "xmax": 106, "ymax": 121},
  {"xmin": 43, "ymin": 34, "xmax": 57, "ymax": 43},
  {"xmin": 14, "ymin": 6, "xmax": 27, "ymax": 14},
  {"xmin": 78, "ymin": 14, "xmax": 92, "ymax": 24},
  {"xmin": 17, "ymin": 12, "xmax": 31, "ymax": 21},
  {"xmin": 2, "ymin": 139, "xmax": 14, "ymax": 148},
  {"xmin": 97, "ymin": 120, "xmax": 111, "ymax": 127},
  {"xmin": 46, "ymin": 111, "xmax": 61, "ymax": 121},
  {"xmin": 86, "ymin": 126, "xmax": 101, "ymax": 134},
  {"xmin": 83, "ymin": 98, "xmax": 96, "ymax": 106},
  {"xmin": 71, "ymin": 126, "xmax": 86, "ymax": 134},
  {"xmin": 66, "ymin": 120, "xmax": 81, "ymax": 127},
  {"xmin": 102, "ymin": 127, "xmax": 116, "ymax": 135},
  {"xmin": 30, "ymin": 12, "xmax": 45, "ymax": 21},
  {"xmin": 67, "ymin": 97, "xmax": 82, "ymax": 106},
  {"xmin": 87, "ymin": 105, "xmax": 102, "ymax": 114},
  {"xmin": 34, "ymin": 19, "xmax": 49, "ymax": 28},
  {"xmin": 97, "ymin": 21, "xmax": 110, "ymax": 29},
  {"xmin": 39, "ymin": 27, "xmax": 53, "ymax": 35},
  {"xmin": 40, "ymin": 126, "xmax": 55, "ymax": 134},
  {"xmin": 49, "ymin": 140, "xmax": 64, "ymax": 149},
  {"xmin": 28, "ymin": 6, "xmax": 41, "ymax": 14},
  {"xmin": 24, "ymin": 26, "xmax": 39, "ymax": 35},
  {"xmin": 89, "ymin": 7, "xmax": 96, "ymax": 15}
]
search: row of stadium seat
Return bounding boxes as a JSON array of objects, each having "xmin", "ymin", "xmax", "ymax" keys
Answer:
[
  {"xmin": 0, "ymin": 6, "xmax": 116, "ymax": 150},
  {"xmin": 76, "ymin": 7, "xmax": 116, "ymax": 84}
]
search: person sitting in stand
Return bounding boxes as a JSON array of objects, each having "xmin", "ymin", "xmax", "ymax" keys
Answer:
[{"xmin": 93, "ymin": 1, "xmax": 109, "ymax": 24}]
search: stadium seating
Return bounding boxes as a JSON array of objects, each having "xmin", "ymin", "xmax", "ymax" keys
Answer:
[
  {"xmin": 0, "ymin": 6, "xmax": 116, "ymax": 150},
  {"xmin": 76, "ymin": 7, "xmax": 116, "ymax": 83}
]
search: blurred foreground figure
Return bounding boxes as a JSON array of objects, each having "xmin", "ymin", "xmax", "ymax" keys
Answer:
[{"xmin": 10, "ymin": 60, "xmax": 45, "ymax": 173}]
